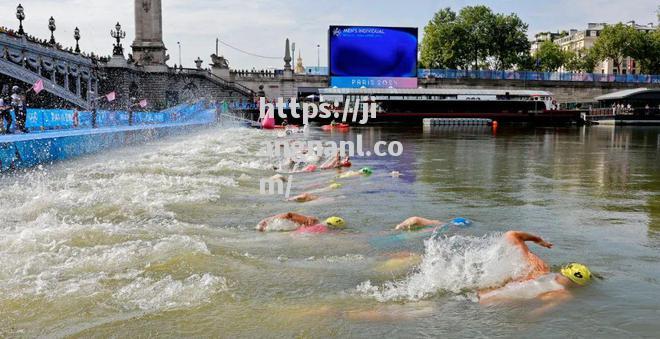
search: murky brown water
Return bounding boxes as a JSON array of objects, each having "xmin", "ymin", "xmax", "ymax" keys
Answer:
[{"xmin": 1, "ymin": 125, "xmax": 659, "ymax": 337}]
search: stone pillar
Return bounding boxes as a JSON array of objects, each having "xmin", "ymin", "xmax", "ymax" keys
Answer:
[
  {"xmin": 76, "ymin": 75, "xmax": 81, "ymax": 97},
  {"xmin": 280, "ymin": 38, "xmax": 296, "ymax": 99},
  {"xmin": 64, "ymin": 69, "xmax": 70, "ymax": 91},
  {"xmin": 132, "ymin": 0, "xmax": 168, "ymax": 67}
]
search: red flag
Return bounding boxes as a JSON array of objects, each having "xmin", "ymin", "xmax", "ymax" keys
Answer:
[
  {"xmin": 32, "ymin": 79, "xmax": 44, "ymax": 94},
  {"xmin": 105, "ymin": 91, "xmax": 116, "ymax": 102},
  {"xmin": 139, "ymin": 99, "xmax": 148, "ymax": 108}
]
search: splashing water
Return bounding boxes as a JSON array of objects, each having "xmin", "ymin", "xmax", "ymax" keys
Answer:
[
  {"xmin": 357, "ymin": 234, "xmax": 531, "ymax": 302},
  {"xmin": 0, "ymin": 127, "xmax": 272, "ymax": 327}
]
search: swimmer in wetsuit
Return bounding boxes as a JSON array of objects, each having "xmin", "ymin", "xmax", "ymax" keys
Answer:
[
  {"xmin": 337, "ymin": 167, "xmax": 372, "ymax": 179},
  {"xmin": 394, "ymin": 216, "xmax": 472, "ymax": 231},
  {"xmin": 393, "ymin": 218, "xmax": 592, "ymax": 306},
  {"xmin": 287, "ymin": 182, "xmax": 343, "ymax": 203},
  {"xmin": 320, "ymin": 151, "xmax": 351, "ymax": 170},
  {"xmin": 477, "ymin": 231, "xmax": 592, "ymax": 307},
  {"xmin": 256, "ymin": 212, "xmax": 346, "ymax": 233}
]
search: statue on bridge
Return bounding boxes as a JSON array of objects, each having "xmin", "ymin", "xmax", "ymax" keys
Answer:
[{"xmin": 210, "ymin": 53, "xmax": 229, "ymax": 69}]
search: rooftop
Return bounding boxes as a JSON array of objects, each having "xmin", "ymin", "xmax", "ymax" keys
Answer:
[{"xmin": 595, "ymin": 88, "xmax": 660, "ymax": 101}]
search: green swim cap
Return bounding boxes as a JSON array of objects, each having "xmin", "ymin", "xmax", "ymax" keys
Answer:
[{"xmin": 359, "ymin": 167, "xmax": 373, "ymax": 176}]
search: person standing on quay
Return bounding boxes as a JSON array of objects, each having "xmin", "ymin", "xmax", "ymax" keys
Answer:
[
  {"xmin": 127, "ymin": 98, "xmax": 135, "ymax": 126},
  {"xmin": 11, "ymin": 86, "xmax": 29, "ymax": 133},
  {"xmin": 0, "ymin": 86, "xmax": 13, "ymax": 134}
]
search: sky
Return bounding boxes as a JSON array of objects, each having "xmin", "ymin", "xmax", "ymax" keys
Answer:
[{"xmin": 1, "ymin": 0, "xmax": 658, "ymax": 69}]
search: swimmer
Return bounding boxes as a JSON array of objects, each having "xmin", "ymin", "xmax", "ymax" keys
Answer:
[
  {"xmin": 320, "ymin": 151, "xmax": 351, "ymax": 170},
  {"xmin": 300, "ymin": 164, "xmax": 318, "ymax": 172},
  {"xmin": 390, "ymin": 171, "xmax": 402, "ymax": 178},
  {"xmin": 394, "ymin": 216, "xmax": 471, "ymax": 231},
  {"xmin": 288, "ymin": 192, "xmax": 319, "ymax": 203},
  {"xmin": 395, "ymin": 216, "xmax": 443, "ymax": 231},
  {"xmin": 478, "ymin": 231, "xmax": 592, "ymax": 306},
  {"xmin": 256, "ymin": 213, "xmax": 345, "ymax": 233},
  {"xmin": 338, "ymin": 167, "xmax": 373, "ymax": 179}
]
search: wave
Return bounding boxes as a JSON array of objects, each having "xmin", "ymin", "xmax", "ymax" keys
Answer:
[{"xmin": 357, "ymin": 234, "xmax": 531, "ymax": 302}]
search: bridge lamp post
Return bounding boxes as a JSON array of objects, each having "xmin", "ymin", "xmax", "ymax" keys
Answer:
[
  {"xmin": 48, "ymin": 16, "xmax": 56, "ymax": 45},
  {"xmin": 16, "ymin": 4, "xmax": 26, "ymax": 35},
  {"xmin": 111, "ymin": 22, "xmax": 126, "ymax": 56},
  {"xmin": 74, "ymin": 27, "xmax": 81, "ymax": 54},
  {"xmin": 177, "ymin": 41, "xmax": 182, "ymax": 67}
]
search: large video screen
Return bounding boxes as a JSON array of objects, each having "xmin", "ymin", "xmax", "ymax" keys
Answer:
[{"xmin": 329, "ymin": 26, "xmax": 418, "ymax": 89}]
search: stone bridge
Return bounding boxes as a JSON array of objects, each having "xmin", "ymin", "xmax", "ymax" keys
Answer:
[
  {"xmin": 0, "ymin": 32, "xmax": 97, "ymax": 109},
  {"xmin": 231, "ymin": 72, "xmax": 660, "ymax": 103}
]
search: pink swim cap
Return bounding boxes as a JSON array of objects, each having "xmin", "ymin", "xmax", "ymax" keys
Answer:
[{"xmin": 304, "ymin": 164, "xmax": 318, "ymax": 172}]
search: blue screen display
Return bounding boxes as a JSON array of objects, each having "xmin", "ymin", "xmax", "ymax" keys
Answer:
[{"xmin": 329, "ymin": 26, "xmax": 418, "ymax": 78}]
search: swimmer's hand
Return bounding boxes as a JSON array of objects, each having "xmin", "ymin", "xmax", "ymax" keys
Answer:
[{"xmin": 538, "ymin": 240, "xmax": 553, "ymax": 249}]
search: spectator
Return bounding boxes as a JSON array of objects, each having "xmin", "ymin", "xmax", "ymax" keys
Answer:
[
  {"xmin": 11, "ymin": 86, "xmax": 28, "ymax": 133},
  {"xmin": 72, "ymin": 108, "xmax": 79, "ymax": 128},
  {"xmin": 0, "ymin": 86, "xmax": 13, "ymax": 134}
]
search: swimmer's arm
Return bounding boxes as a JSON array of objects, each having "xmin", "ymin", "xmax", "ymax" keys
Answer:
[
  {"xmin": 283, "ymin": 212, "xmax": 319, "ymax": 226},
  {"xmin": 256, "ymin": 213, "xmax": 318, "ymax": 231},
  {"xmin": 288, "ymin": 193, "xmax": 318, "ymax": 203},
  {"xmin": 505, "ymin": 231, "xmax": 553, "ymax": 249},
  {"xmin": 395, "ymin": 217, "xmax": 443, "ymax": 231},
  {"xmin": 320, "ymin": 152, "xmax": 341, "ymax": 169}
]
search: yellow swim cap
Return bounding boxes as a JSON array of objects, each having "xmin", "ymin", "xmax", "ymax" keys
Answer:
[
  {"xmin": 325, "ymin": 216, "xmax": 346, "ymax": 228},
  {"xmin": 561, "ymin": 263, "xmax": 592, "ymax": 286},
  {"xmin": 329, "ymin": 182, "xmax": 342, "ymax": 189}
]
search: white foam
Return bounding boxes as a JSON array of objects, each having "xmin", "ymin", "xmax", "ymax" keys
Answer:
[
  {"xmin": 357, "ymin": 234, "xmax": 531, "ymax": 302},
  {"xmin": 113, "ymin": 273, "xmax": 228, "ymax": 311},
  {"xmin": 0, "ymin": 127, "xmax": 275, "ymax": 312},
  {"xmin": 261, "ymin": 218, "xmax": 301, "ymax": 232}
]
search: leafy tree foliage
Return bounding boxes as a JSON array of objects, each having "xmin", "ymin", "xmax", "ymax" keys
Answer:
[
  {"xmin": 533, "ymin": 41, "xmax": 566, "ymax": 71},
  {"xmin": 590, "ymin": 23, "xmax": 638, "ymax": 74},
  {"xmin": 420, "ymin": 6, "xmax": 530, "ymax": 70}
]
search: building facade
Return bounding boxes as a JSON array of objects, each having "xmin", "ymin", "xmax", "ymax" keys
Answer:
[{"xmin": 549, "ymin": 21, "xmax": 657, "ymax": 75}]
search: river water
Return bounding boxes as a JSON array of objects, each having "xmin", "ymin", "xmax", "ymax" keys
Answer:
[{"xmin": 1, "ymin": 125, "xmax": 659, "ymax": 338}]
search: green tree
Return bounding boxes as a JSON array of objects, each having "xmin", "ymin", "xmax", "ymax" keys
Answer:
[
  {"xmin": 591, "ymin": 23, "xmax": 638, "ymax": 74},
  {"xmin": 420, "ymin": 8, "xmax": 461, "ymax": 69},
  {"xmin": 533, "ymin": 40, "xmax": 567, "ymax": 71},
  {"xmin": 629, "ymin": 29, "xmax": 660, "ymax": 74},
  {"xmin": 564, "ymin": 48, "xmax": 598, "ymax": 72},
  {"xmin": 490, "ymin": 13, "xmax": 531, "ymax": 70},
  {"xmin": 458, "ymin": 6, "xmax": 496, "ymax": 70},
  {"xmin": 420, "ymin": 5, "xmax": 530, "ymax": 70}
]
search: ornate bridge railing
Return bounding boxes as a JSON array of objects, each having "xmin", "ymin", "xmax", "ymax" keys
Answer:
[
  {"xmin": 0, "ymin": 32, "xmax": 97, "ymax": 109},
  {"xmin": 174, "ymin": 68, "xmax": 256, "ymax": 98}
]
